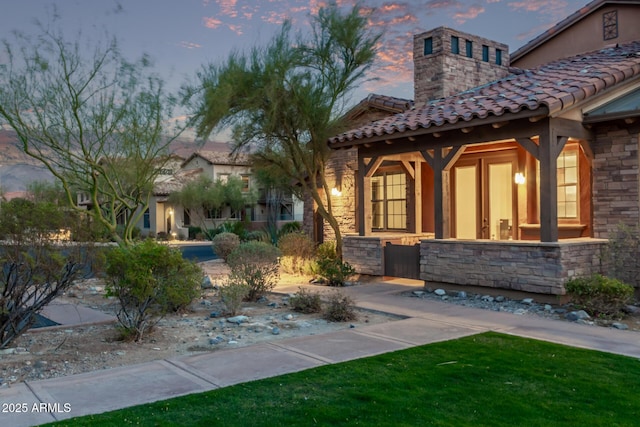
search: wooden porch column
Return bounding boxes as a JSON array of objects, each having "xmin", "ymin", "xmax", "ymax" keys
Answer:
[
  {"xmin": 413, "ymin": 161, "xmax": 422, "ymax": 233},
  {"xmin": 538, "ymin": 128, "xmax": 567, "ymax": 242},
  {"xmin": 357, "ymin": 154, "xmax": 371, "ymax": 236},
  {"xmin": 422, "ymin": 146, "xmax": 464, "ymax": 239}
]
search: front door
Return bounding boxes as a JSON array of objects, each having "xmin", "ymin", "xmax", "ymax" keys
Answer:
[{"xmin": 453, "ymin": 153, "xmax": 517, "ymax": 240}]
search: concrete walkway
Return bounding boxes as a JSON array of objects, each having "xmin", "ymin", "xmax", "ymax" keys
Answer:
[{"xmin": 2, "ymin": 278, "xmax": 640, "ymax": 427}]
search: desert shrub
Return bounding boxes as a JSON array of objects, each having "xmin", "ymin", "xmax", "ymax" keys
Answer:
[
  {"xmin": 0, "ymin": 199, "xmax": 97, "ymax": 348},
  {"xmin": 188, "ymin": 226, "xmax": 202, "ymax": 240},
  {"xmin": 315, "ymin": 258, "xmax": 356, "ymax": 287},
  {"xmin": 105, "ymin": 240, "xmax": 202, "ymax": 341},
  {"xmin": 218, "ymin": 280, "xmax": 250, "ymax": 316},
  {"xmin": 323, "ymin": 291, "xmax": 357, "ymax": 322},
  {"xmin": 565, "ymin": 274, "xmax": 634, "ymax": 317},
  {"xmin": 289, "ymin": 287, "xmax": 323, "ymax": 314},
  {"xmin": 278, "ymin": 221, "xmax": 301, "ymax": 236},
  {"xmin": 316, "ymin": 241, "xmax": 338, "ymax": 261},
  {"xmin": 278, "ymin": 232, "xmax": 316, "ymax": 258},
  {"xmin": 216, "ymin": 220, "xmax": 249, "ymax": 241},
  {"xmin": 278, "ymin": 232, "xmax": 316, "ymax": 275},
  {"xmin": 226, "ymin": 241, "xmax": 281, "ymax": 301},
  {"xmin": 280, "ymin": 256, "xmax": 317, "ymax": 275},
  {"xmin": 245, "ymin": 230, "xmax": 270, "ymax": 242},
  {"xmin": 211, "ymin": 232, "xmax": 240, "ymax": 260}
]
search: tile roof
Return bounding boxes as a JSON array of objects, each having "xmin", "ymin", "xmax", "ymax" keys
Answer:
[
  {"xmin": 154, "ymin": 168, "xmax": 202, "ymax": 196},
  {"xmin": 350, "ymin": 93, "xmax": 414, "ymax": 114},
  {"xmin": 181, "ymin": 150, "xmax": 251, "ymax": 167},
  {"xmin": 329, "ymin": 41, "xmax": 640, "ymax": 145}
]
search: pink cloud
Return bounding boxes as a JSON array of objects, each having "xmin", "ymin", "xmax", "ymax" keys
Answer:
[
  {"xmin": 217, "ymin": 0, "xmax": 239, "ymax": 18},
  {"xmin": 508, "ymin": 0, "xmax": 567, "ymax": 13},
  {"xmin": 203, "ymin": 17, "xmax": 222, "ymax": 29},
  {"xmin": 453, "ymin": 4, "xmax": 485, "ymax": 24}
]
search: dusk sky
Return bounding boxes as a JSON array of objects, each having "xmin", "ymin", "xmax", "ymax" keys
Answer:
[{"xmin": 0, "ymin": 0, "xmax": 590, "ymax": 138}]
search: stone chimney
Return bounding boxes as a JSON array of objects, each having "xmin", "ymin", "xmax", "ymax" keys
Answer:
[{"xmin": 413, "ymin": 27, "xmax": 510, "ymax": 106}]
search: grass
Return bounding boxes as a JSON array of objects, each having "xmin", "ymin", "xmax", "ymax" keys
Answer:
[{"xmin": 48, "ymin": 332, "xmax": 640, "ymax": 426}]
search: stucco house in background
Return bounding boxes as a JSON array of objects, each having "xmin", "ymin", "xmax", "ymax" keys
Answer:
[
  {"xmin": 310, "ymin": 0, "xmax": 640, "ymax": 295},
  {"xmin": 139, "ymin": 144, "xmax": 303, "ymax": 239}
]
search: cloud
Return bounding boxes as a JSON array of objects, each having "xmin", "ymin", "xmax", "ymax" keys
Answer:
[
  {"xmin": 178, "ymin": 41, "xmax": 202, "ymax": 49},
  {"xmin": 216, "ymin": 0, "xmax": 239, "ymax": 18},
  {"xmin": 508, "ymin": 0, "xmax": 567, "ymax": 13},
  {"xmin": 453, "ymin": 4, "xmax": 485, "ymax": 24},
  {"xmin": 203, "ymin": 17, "xmax": 223, "ymax": 29}
]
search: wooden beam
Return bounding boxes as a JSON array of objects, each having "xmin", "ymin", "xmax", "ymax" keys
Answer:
[
  {"xmin": 516, "ymin": 137, "xmax": 539, "ymax": 159},
  {"xmin": 529, "ymin": 114, "xmax": 547, "ymax": 123},
  {"xmin": 385, "ymin": 139, "xmax": 394, "ymax": 144},
  {"xmin": 357, "ymin": 155, "xmax": 371, "ymax": 236},
  {"xmin": 400, "ymin": 160, "xmax": 415, "ymax": 180},
  {"xmin": 364, "ymin": 156, "xmax": 384, "ymax": 177},
  {"xmin": 461, "ymin": 127, "xmax": 474, "ymax": 134},
  {"xmin": 538, "ymin": 127, "xmax": 559, "ymax": 242}
]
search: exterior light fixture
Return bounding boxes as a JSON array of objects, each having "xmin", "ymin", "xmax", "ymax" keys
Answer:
[
  {"xmin": 514, "ymin": 172, "xmax": 526, "ymax": 185},
  {"xmin": 331, "ymin": 187, "xmax": 342, "ymax": 197}
]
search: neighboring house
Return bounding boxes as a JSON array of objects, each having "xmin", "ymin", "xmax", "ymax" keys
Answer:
[
  {"xmin": 317, "ymin": 0, "xmax": 640, "ymax": 295},
  {"xmin": 139, "ymin": 145, "xmax": 303, "ymax": 238}
]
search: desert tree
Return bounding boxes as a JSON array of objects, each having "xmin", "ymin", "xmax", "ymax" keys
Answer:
[
  {"xmin": 186, "ymin": 2, "xmax": 381, "ymax": 258},
  {"xmin": 0, "ymin": 23, "xmax": 184, "ymax": 246}
]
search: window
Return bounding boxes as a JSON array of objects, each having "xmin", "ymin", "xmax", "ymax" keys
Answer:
[
  {"xmin": 465, "ymin": 40, "xmax": 473, "ymax": 58},
  {"xmin": 371, "ymin": 172, "xmax": 407, "ymax": 231},
  {"xmin": 143, "ymin": 209, "xmax": 150, "ymax": 229},
  {"xmin": 424, "ymin": 37, "xmax": 433, "ymax": 55},
  {"xmin": 495, "ymin": 49, "xmax": 503, "ymax": 65},
  {"xmin": 451, "ymin": 36, "xmax": 459, "ymax": 54},
  {"xmin": 603, "ymin": 10, "xmax": 618, "ymax": 40},
  {"xmin": 482, "ymin": 45, "xmax": 489, "ymax": 62},
  {"xmin": 183, "ymin": 208, "xmax": 191, "ymax": 226},
  {"xmin": 205, "ymin": 207, "xmax": 223, "ymax": 220},
  {"xmin": 241, "ymin": 175, "xmax": 250, "ymax": 192},
  {"xmin": 557, "ymin": 150, "xmax": 578, "ymax": 219}
]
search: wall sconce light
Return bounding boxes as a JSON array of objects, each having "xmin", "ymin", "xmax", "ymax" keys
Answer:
[
  {"xmin": 514, "ymin": 172, "xmax": 526, "ymax": 185},
  {"xmin": 331, "ymin": 187, "xmax": 342, "ymax": 197},
  {"xmin": 168, "ymin": 208, "xmax": 174, "ymax": 216}
]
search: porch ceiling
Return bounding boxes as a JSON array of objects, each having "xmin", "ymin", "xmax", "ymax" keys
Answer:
[{"xmin": 329, "ymin": 41, "xmax": 640, "ymax": 148}]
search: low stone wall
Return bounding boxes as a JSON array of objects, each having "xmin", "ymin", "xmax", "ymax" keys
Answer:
[
  {"xmin": 420, "ymin": 239, "xmax": 608, "ymax": 295},
  {"xmin": 343, "ymin": 234, "xmax": 431, "ymax": 276}
]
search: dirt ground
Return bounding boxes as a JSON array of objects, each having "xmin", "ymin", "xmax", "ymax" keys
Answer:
[{"xmin": 0, "ymin": 260, "xmax": 397, "ymax": 386}]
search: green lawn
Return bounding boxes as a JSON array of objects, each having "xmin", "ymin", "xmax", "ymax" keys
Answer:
[{"xmin": 48, "ymin": 332, "xmax": 640, "ymax": 426}]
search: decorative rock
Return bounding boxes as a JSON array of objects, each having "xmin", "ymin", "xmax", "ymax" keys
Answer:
[
  {"xmin": 201, "ymin": 275, "xmax": 214, "ymax": 289},
  {"xmin": 412, "ymin": 291, "xmax": 426, "ymax": 297},
  {"xmin": 575, "ymin": 310, "xmax": 591, "ymax": 320},
  {"xmin": 434, "ymin": 289, "xmax": 446, "ymax": 296},
  {"xmin": 284, "ymin": 314, "xmax": 294, "ymax": 320},
  {"xmin": 623, "ymin": 305, "xmax": 639, "ymax": 315},
  {"xmin": 565, "ymin": 312, "xmax": 579, "ymax": 321},
  {"xmin": 272, "ymin": 327, "xmax": 280, "ymax": 335},
  {"xmin": 553, "ymin": 308, "xmax": 567, "ymax": 314},
  {"xmin": 612, "ymin": 322, "xmax": 629, "ymax": 330},
  {"xmin": 544, "ymin": 304, "xmax": 553, "ymax": 312},
  {"xmin": 514, "ymin": 308, "xmax": 527, "ymax": 315},
  {"xmin": 227, "ymin": 315, "xmax": 250, "ymax": 324},
  {"xmin": 481, "ymin": 295, "xmax": 494, "ymax": 302},
  {"xmin": 209, "ymin": 311, "xmax": 220, "ymax": 318},
  {"xmin": 228, "ymin": 340, "xmax": 238, "ymax": 345},
  {"xmin": 350, "ymin": 324, "xmax": 356, "ymax": 328},
  {"xmin": 521, "ymin": 298, "xmax": 534, "ymax": 305},
  {"xmin": 209, "ymin": 337, "xmax": 223, "ymax": 345},
  {"xmin": 457, "ymin": 291, "xmax": 467, "ymax": 299},
  {"xmin": 268, "ymin": 302, "xmax": 279, "ymax": 308},
  {"xmin": 494, "ymin": 296, "xmax": 505, "ymax": 303},
  {"xmin": 200, "ymin": 300, "xmax": 213, "ymax": 307}
]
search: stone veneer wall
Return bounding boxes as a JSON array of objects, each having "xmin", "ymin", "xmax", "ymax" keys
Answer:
[
  {"xmin": 302, "ymin": 148, "xmax": 359, "ymax": 242},
  {"xmin": 592, "ymin": 126, "xmax": 639, "ymax": 239},
  {"xmin": 413, "ymin": 27, "xmax": 510, "ymax": 105},
  {"xmin": 343, "ymin": 234, "xmax": 429, "ymax": 276},
  {"xmin": 420, "ymin": 239, "xmax": 607, "ymax": 295}
]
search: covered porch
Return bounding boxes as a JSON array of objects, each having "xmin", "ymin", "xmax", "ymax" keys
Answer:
[{"xmin": 336, "ymin": 114, "xmax": 606, "ymax": 295}]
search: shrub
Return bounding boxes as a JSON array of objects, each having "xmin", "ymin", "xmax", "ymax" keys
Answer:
[
  {"xmin": 0, "ymin": 198, "xmax": 97, "ymax": 348},
  {"xmin": 278, "ymin": 232, "xmax": 315, "ymax": 258},
  {"xmin": 289, "ymin": 287, "xmax": 323, "ymax": 314},
  {"xmin": 105, "ymin": 240, "xmax": 202, "ymax": 341},
  {"xmin": 565, "ymin": 274, "xmax": 634, "ymax": 317},
  {"xmin": 188, "ymin": 226, "xmax": 203, "ymax": 240},
  {"xmin": 245, "ymin": 230, "xmax": 270, "ymax": 242},
  {"xmin": 212, "ymin": 232, "xmax": 240, "ymax": 260},
  {"xmin": 316, "ymin": 241, "xmax": 338, "ymax": 261},
  {"xmin": 218, "ymin": 280, "xmax": 250, "ymax": 316},
  {"xmin": 278, "ymin": 232, "xmax": 316, "ymax": 275},
  {"xmin": 323, "ymin": 291, "xmax": 357, "ymax": 322},
  {"xmin": 226, "ymin": 241, "xmax": 281, "ymax": 301},
  {"xmin": 315, "ymin": 258, "xmax": 356, "ymax": 287}
]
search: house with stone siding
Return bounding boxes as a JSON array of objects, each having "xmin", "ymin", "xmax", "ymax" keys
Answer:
[{"xmin": 313, "ymin": 0, "xmax": 640, "ymax": 295}]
